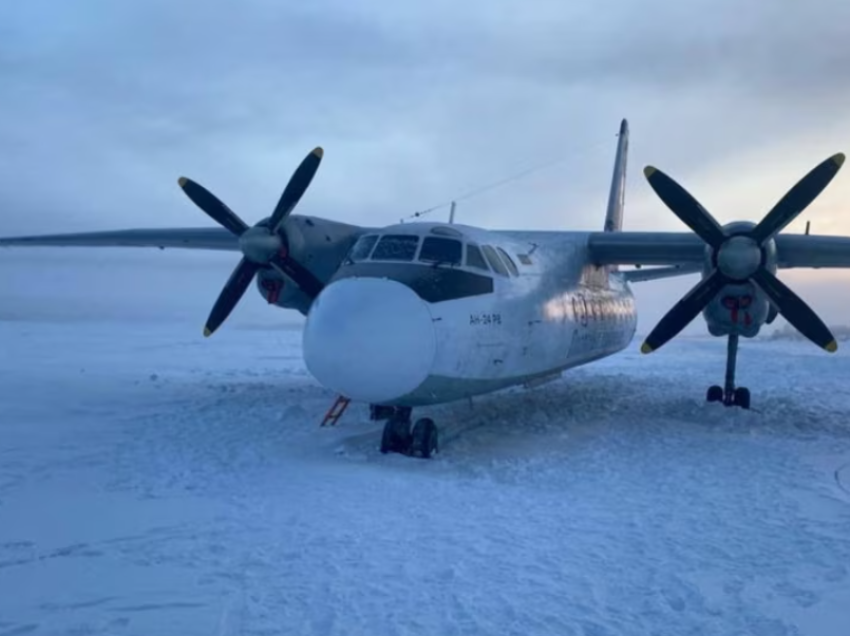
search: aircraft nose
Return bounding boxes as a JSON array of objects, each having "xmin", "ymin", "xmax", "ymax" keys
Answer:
[{"xmin": 302, "ymin": 277, "xmax": 436, "ymax": 404}]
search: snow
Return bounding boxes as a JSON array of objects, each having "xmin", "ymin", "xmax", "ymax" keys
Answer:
[{"xmin": 1, "ymin": 319, "xmax": 849, "ymax": 635}]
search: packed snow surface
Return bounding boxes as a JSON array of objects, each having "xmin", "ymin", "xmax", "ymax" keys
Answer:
[{"xmin": 1, "ymin": 319, "xmax": 849, "ymax": 635}]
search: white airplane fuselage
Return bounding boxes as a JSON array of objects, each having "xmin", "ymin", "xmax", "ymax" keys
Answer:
[{"xmin": 302, "ymin": 223, "xmax": 637, "ymax": 407}]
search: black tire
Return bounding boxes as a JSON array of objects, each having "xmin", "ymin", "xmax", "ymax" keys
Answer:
[
  {"xmin": 734, "ymin": 387, "xmax": 751, "ymax": 410},
  {"xmin": 411, "ymin": 418, "xmax": 438, "ymax": 459},
  {"xmin": 380, "ymin": 421, "xmax": 394, "ymax": 454},
  {"xmin": 380, "ymin": 417, "xmax": 412, "ymax": 454},
  {"xmin": 706, "ymin": 385, "xmax": 723, "ymax": 403}
]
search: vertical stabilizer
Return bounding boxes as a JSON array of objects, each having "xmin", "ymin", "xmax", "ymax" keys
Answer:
[{"xmin": 603, "ymin": 118, "xmax": 629, "ymax": 232}]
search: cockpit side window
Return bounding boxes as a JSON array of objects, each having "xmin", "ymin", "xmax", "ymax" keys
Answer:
[
  {"xmin": 371, "ymin": 235, "xmax": 420, "ymax": 261},
  {"xmin": 497, "ymin": 247, "xmax": 520, "ymax": 276},
  {"xmin": 481, "ymin": 245, "xmax": 509, "ymax": 276},
  {"xmin": 418, "ymin": 237, "xmax": 462, "ymax": 266},
  {"xmin": 348, "ymin": 234, "xmax": 378, "ymax": 262},
  {"xmin": 465, "ymin": 244, "xmax": 490, "ymax": 271}
]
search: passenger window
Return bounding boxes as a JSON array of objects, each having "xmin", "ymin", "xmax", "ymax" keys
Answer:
[
  {"xmin": 481, "ymin": 245, "xmax": 509, "ymax": 276},
  {"xmin": 418, "ymin": 237, "xmax": 462, "ymax": 266},
  {"xmin": 348, "ymin": 234, "xmax": 378, "ymax": 262},
  {"xmin": 371, "ymin": 235, "xmax": 420, "ymax": 261},
  {"xmin": 465, "ymin": 244, "xmax": 490, "ymax": 271},
  {"xmin": 497, "ymin": 248, "xmax": 520, "ymax": 276}
]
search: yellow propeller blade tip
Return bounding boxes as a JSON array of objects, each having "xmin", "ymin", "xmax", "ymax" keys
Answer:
[
  {"xmin": 825, "ymin": 340, "xmax": 838, "ymax": 353},
  {"xmin": 640, "ymin": 342, "xmax": 654, "ymax": 354},
  {"xmin": 643, "ymin": 166, "xmax": 657, "ymax": 178},
  {"xmin": 178, "ymin": 176, "xmax": 188, "ymax": 188},
  {"xmin": 312, "ymin": 147, "xmax": 324, "ymax": 159},
  {"xmin": 203, "ymin": 327, "xmax": 212, "ymax": 337},
  {"xmin": 831, "ymin": 153, "xmax": 845, "ymax": 167}
]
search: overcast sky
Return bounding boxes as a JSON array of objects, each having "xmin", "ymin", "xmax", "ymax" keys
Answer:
[{"xmin": 2, "ymin": 0, "xmax": 850, "ymax": 336}]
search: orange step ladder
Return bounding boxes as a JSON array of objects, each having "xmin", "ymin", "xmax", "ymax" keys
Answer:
[{"xmin": 321, "ymin": 395, "xmax": 351, "ymax": 426}]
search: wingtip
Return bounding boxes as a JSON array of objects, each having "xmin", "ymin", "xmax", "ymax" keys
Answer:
[
  {"xmin": 825, "ymin": 339, "xmax": 838, "ymax": 353},
  {"xmin": 312, "ymin": 147, "xmax": 324, "ymax": 159},
  {"xmin": 203, "ymin": 327, "xmax": 213, "ymax": 338},
  {"xmin": 178, "ymin": 176, "xmax": 189, "ymax": 188},
  {"xmin": 831, "ymin": 153, "xmax": 845, "ymax": 168},
  {"xmin": 643, "ymin": 166, "xmax": 657, "ymax": 178},
  {"xmin": 640, "ymin": 342, "xmax": 654, "ymax": 354}
]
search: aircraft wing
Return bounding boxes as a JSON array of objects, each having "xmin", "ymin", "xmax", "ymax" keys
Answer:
[
  {"xmin": 0, "ymin": 227, "xmax": 239, "ymax": 251},
  {"xmin": 620, "ymin": 264, "xmax": 703, "ymax": 283},
  {"xmin": 588, "ymin": 232, "xmax": 850, "ymax": 271},
  {"xmin": 588, "ymin": 232, "xmax": 705, "ymax": 266},
  {"xmin": 773, "ymin": 234, "xmax": 850, "ymax": 268}
]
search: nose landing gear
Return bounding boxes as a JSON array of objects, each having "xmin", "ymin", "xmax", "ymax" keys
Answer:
[
  {"xmin": 706, "ymin": 334, "xmax": 751, "ymax": 409},
  {"xmin": 372, "ymin": 405, "xmax": 439, "ymax": 458}
]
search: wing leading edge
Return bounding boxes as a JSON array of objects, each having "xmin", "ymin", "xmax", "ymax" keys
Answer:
[
  {"xmin": 0, "ymin": 227, "xmax": 239, "ymax": 251},
  {"xmin": 588, "ymin": 231, "xmax": 850, "ymax": 274},
  {"xmin": 4, "ymin": 227, "xmax": 850, "ymax": 270}
]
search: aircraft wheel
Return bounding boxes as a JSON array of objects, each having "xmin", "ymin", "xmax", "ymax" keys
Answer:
[
  {"xmin": 706, "ymin": 385, "xmax": 723, "ymax": 403},
  {"xmin": 733, "ymin": 387, "xmax": 751, "ymax": 410},
  {"xmin": 380, "ymin": 415, "xmax": 412, "ymax": 454},
  {"xmin": 410, "ymin": 418, "xmax": 439, "ymax": 459}
]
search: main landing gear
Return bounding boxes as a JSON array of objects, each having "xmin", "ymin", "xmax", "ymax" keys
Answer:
[
  {"xmin": 371, "ymin": 405, "xmax": 439, "ymax": 459},
  {"xmin": 706, "ymin": 334, "xmax": 751, "ymax": 409}
]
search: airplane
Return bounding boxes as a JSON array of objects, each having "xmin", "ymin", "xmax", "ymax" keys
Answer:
[{"xmin": 3, "ymin": 119, "xmax": 850, "ymax": 459}]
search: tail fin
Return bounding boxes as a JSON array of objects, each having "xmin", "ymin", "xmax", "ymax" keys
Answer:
[{"xmin": 603, "ymin": 118, "xmax": 629, "ymax": 232}]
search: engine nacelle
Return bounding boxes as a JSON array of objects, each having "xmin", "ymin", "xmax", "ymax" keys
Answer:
[
  {"xmin": 254, "ymin": 214, "xmax": 362, "ymax": 315},
  {"xmin": 702, "ymin": 221, "xmax": 778, "ymax": 338},
  {"xmin": 704, "ymin": 281, "xmax": 770, "ymax": 337}
]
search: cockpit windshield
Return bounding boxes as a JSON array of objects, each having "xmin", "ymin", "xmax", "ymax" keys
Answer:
[
  {"xmin": 348, "ymin": 234, "xmax": 378, "ymax": 262},
  {"xmin": 418, "ymin": 237, "xmax": 462, "ymax": 267},
  {"xmin": 371, "ymin": 235, "xmax": 420, "ymax": 261},
  {"xmin": 344, "ymin": 230, "xmax": 521, "ymax": 279},
  {"xmin": 465, "ymin": 244, "xmax": 490, "ymax": 271}
]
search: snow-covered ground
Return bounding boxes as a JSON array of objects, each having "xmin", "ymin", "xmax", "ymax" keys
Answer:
[{"xmin": 1, "ymin": 319, "xmax": 849, "ymax": 636}]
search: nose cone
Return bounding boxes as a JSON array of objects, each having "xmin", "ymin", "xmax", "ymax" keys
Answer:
[{"xmin": 303, "ymin": 278, "xmax": 436, "ymax": 404}]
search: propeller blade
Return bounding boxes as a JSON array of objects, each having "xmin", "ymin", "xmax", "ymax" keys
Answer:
[
  {"xmin": 641, "ymin": 270, "xmax": 728, "ymax": 353},
  {"xmin": 203, "ymin": 257, "xmax": 260, "ymax": 337},
  {"xmin": 269, "ymin": 147, "xmax": 324, "ymax": 233},
  {"xmin": 644, "ymin": 166, "xmax": 727, "ymax": 248},
  {"xmin": 269, "ymin": 255, "xmax": 324, "ymax": 300},
  {"xmin": 178, "ymin": 177, "xmax": 249, "ymax": 237},
  {"xmin": 750, "ymin": 153, "xmax": 845, "ymax": 244},
  {"xmin": 750, "ymin": 269, "xmax": 837, "ymax": 352}
]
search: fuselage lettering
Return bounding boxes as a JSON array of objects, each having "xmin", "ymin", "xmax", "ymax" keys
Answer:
[{"xmin": 470, "ymin": 312, "xmax": 502, "ymax": 326}]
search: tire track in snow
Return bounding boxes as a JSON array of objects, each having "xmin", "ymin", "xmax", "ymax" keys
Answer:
[{"xmin": 834, "ymin": 461, "xmax": 850, "ymax": 500}]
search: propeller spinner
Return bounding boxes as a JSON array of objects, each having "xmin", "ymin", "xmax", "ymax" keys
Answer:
[
  {"xmin": 177, "ymin": 147, "xmax": 326, "ymax": 337},
  {"xmin": 640, "ymin": 152, "xmax": 844, "ymax": 354}
]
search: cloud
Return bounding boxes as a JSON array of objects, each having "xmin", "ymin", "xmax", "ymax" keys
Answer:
[
  {"xmin": 1, "ymin": 0, "xmax": 849, "ymax": 332},
  {"xmin": 4, "ymin": 0, "xmax": 850, "ymax": 228}
]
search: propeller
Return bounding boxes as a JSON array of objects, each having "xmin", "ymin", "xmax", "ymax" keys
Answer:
[
  {"xmin": 178, "ymin": 147, "xmax": 326, "ymax": 337},
  {"xmin": 640, "ymin": 152, "xmax": 844, "ymax": 354}
]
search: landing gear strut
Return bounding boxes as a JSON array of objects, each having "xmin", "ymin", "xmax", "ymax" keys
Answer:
[
  {"xmin": 706, "ymin": 334, "xmax": 751, "ymax": 409},
  {"xmin": 372, "ymin": 405, "xmax": 439, "ymax": 458}
]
